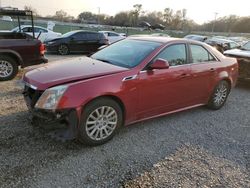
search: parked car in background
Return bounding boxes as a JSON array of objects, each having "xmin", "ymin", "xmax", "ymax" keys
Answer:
[
  {"xmin": 11, "ymin": 25, "xmax": 62, "ymax": 42},
  {"xmin": 205, "ymin": 38, "xmax": 240, "ymax": 53},
  {"xmin": 1, "ymin": 16, "xmax": 12, "ymax": 21},
  {"xmin": 0, "ymin": 32, "xmax": 47, "ymax": 81},
  {"xmin": 151, "ymin": 23, "xmax": 165, "ymax": 30},
  {"xmin": 0, "ymin": 9, "xmax": 47, "ymax": 81},
  {"xmin": 228, "ymin": 37, "xmax": 248, "ymax": 46},
  {"xmin": 45, "ymin": 30, "xmax": 109, "ymax": 55},
  {"xmin": 151, "ymin": 33, "xmax": 170, "ymax": 37},
  {"xmin": 23, "ymin": 37, "xmax": 238, "ymax": 145},
  {"xmin": 99, "ymin": 31, "xmax": 126, "ymax": 44},
  {"xmin": 224, "ymin": 41, "xmax": 250, "ymax": 80},
  {"xmin": 184, "ymin": 34, "xmax": 208, "ymax": 42}
]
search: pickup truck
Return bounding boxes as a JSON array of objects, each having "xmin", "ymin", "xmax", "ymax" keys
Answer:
[
  {"xmin": 0, "ymin": 31, "xmax": 48, "ymax": 81},
  {"xmin": 224, "ymin": 41, "xmax": 250, "ymax": 81}
]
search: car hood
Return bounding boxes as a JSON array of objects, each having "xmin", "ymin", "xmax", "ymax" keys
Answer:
[
  {"xmin": 23, "ymin": 56, "xmax": 128, "ymax": 90},
  {"xmin": 224, "ymin": 48, "xmax": 250, "ymax": 58}
]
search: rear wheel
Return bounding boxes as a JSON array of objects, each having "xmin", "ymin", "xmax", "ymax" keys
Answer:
[
  {"xmin": 58, "ymin": 44, "xmax": 69, "ymax": 55},
  {"xmin": 0, "ymin": 56, "xmax": 18, "ymax": 81},
  {"xmin": 78, "ymin": 98, "xmax": 123, "ymax": 146},
  {"xmin": 207, "ymin": 80, "xmax": 230, "ymax": 110}
]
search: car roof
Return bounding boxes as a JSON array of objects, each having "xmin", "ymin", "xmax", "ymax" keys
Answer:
[
  {"xmin": 128, "ymin": 36, "xmax": 196, "ymax": 44},
  {"xmin": 208, "ymin": 38, "xmax": 236, "ymax": 43},
  {"xmin": 99, "ymin": 31, "xmax": 119, "ymax": 34},
  {"xmin": 71, "ymin": 30, "xmax": 100, "ymax": 34},
  {"xmin": 19, "ymin": 25, "xmax": 46, "ymax": 29}
]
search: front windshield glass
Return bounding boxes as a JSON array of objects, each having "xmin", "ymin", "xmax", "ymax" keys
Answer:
[
  {"xmin": 91, "ymin": 39, "xmax": 161, "ymax": 68},
  {"xmin": 11, "ymin": 27, "xmax": 20, "ymax": 32},
  {"xmin": 242, "ymin": 41, "xmax": 250, "ymax": 50}
]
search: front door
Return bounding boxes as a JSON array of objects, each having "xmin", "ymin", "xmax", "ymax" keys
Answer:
[{"xmin": 137, "ymin": 43, "xmax": 194, "ymax": 119}]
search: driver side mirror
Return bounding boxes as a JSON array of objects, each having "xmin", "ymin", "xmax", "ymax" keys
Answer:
[{"xmin": 149, "ymin": 58, "xmax": 170, "ymax": 70}]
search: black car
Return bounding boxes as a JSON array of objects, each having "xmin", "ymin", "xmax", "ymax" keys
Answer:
[
  {"xmin": 184, "ymin": 34, "xmax": 208, "ymax": 42},
  {"xmin": 205, "ymin": 38, "xmax": 240, "ymax": 53},
  {"xmin": 45, "ymin": 30, "xmax": 109, "ymax": 55}
]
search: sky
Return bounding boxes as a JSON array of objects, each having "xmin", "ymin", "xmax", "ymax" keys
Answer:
[{"xmin": 1, "ymin": 0, "xmax": 250, "ymax": 24}]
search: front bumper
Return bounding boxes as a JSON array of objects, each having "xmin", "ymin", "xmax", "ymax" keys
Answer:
[
  {"xmin": 23, "ymin": 85, "xmax": 79, "ymax": 141},
  {"xmin": 32, "ymin": 109, "xmax": 79, "ymax": 141},
  {"xmin": 45, "ymin": 45, "xmax": 58, "ymax": 53}
]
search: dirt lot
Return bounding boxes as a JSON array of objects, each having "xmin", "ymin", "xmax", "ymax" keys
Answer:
[{"xmin": 0, "ymin": 55, "xmax": 250, "ymax": 187}]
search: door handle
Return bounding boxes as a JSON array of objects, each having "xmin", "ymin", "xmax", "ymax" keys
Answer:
[{"xmin": 179, "ymin": 73, "xmax": 190, "ymax": 78}]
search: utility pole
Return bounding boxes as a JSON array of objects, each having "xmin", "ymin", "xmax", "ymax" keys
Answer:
[
  {"xmin": 97, "ymin": 7, "xmax": 100, "ymax": 25},
  {"xmin": 212, "ymin": 12, "xmax": 218, "ymax": 33}
]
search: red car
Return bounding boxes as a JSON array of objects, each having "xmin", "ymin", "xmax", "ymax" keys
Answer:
[{"xmin": 23, "ymin": 37, "xmax": 238, "ymax": 145}]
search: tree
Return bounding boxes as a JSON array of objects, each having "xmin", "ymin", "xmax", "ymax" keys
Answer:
[
  {"xmin": 163, "ymin": 8, "xmax": 173, "ymax": 26},
  {"xmin": 78, "ymin": 12, "xmax": 96, "ymax": 23},
  {"xmin": 24, "ymin": 5, "xmax": 39, "ymax": 17},
  {"xmin": 53, "ymin": 10, "xmax": 74, "ymax": 22},
  {"xmin": 132, "ymin": 4, "xmax": 142, "ymax": 26}
]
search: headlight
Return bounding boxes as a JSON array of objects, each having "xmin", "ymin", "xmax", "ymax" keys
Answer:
[{"xmin": 35, "ymin": 85, "xmax": 68, "ymax": 110}]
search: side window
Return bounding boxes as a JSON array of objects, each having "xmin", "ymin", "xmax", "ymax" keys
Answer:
[
  {"xmin": 73, "ymin": 33, "xmax": 87, "ymax": 40},
  {"xmin": 108, "ymin": 32, "xmax": 119, "ymax": 37},
  {"xmin": 156, "ymin": 44, "xmax": 187, "ymax": 66},
  {"xmin": 190, "ymin": 44, "xmax": 216, "ymax": 63},
  {"xmin": 34, "ymin": 27, "xmax": 48, "ymax": 33},
  {"xmin": 22, "ymin": 27, "xmax": 32, "ymax": 32},
  {"xmin": 229, "ymin": 42, "xmax": 238, "ymax": 49},
  {"xmin": 86, "ymin": 33, "xmax": 99, "ymax": 40}
]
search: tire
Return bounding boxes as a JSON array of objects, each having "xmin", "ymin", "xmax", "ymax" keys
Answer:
[
  {"xmin": 207, "ymin": 80, "xmax": 230, "ymax": 110},
  {"xmin": 58, "ymin": 44, "xmax": 69, "ymax": 55},
  {"xmin": 0, "ymin": 55, "xmax": 18, "ymax": 81},
  {"xmin": 78, "ymin": 98, "xmax": 123, "ymax": 146}
]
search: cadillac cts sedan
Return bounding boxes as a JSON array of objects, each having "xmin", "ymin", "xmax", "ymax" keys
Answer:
[{"xmin": 22, "ymin": 36, "xmax": 238, "ymax": 145}]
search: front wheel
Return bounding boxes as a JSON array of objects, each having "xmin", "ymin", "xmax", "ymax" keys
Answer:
[
  {"xmin": 0, "ymin": 56, "xmax": 18, "ymax": 81},
  {"xmin": 78, "ymin": 98, "xmax": 123, "ymax": 146},
  {"xmin": 207, "ymin": 80, "xmax": 230, "ymax": 110}
]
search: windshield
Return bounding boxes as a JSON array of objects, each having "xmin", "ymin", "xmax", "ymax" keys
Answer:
[
  {"xmin": 91, "ymin": 39, "xmax": 161, "ymax": 68},
  {"xmin": 11, "ymin": 27, "xmax": 21, "ymax": 32},
  {"xmin": 241, "ymin": 41, "xmax": 250, "ymax": 50}
]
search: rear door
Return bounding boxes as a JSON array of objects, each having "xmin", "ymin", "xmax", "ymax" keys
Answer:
[
  {"xmin": 188, "ymin": 43, "xmax": 220, "ymax": 103},
  {"xmin": 85, "ymin": 32, "xmax": 100, "ymax": 52},
  {"xmin": 68, "ymin": 32, "xmax": 87, "ymax": 52}
]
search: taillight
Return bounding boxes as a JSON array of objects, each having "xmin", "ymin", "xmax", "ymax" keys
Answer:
[{"xmin": 40, "ymin": 43, "xmax": 46, "ymax": 55}]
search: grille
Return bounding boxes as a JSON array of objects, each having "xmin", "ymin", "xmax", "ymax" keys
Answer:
[{"xmin": 23, "ymin": 85, "xmax": 43, "ymax": 108}]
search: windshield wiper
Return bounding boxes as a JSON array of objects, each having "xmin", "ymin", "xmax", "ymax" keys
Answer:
[
  {"xmin": 95, "ymin": 58, "xmax": 112, "ymax": 64},
  {"xmin": 93, "ymin": 57, "xmax": 130, "ymax": 68}
]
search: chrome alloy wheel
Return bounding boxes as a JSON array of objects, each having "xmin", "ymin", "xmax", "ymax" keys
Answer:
[
  {"xmin": 0, "ymin": 60, "xmax": 13, "ymax": 78},
  {"xmin": 213, "ymin": 82, "xmax": 228, "ymax": 106},
  {"xmin": 86, "ymin": 106, "xmax": 118, "ymax": 141}
]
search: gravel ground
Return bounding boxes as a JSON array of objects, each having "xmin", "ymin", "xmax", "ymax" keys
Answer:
[
  {"xmin": 0, "ymin": 57, "xmax": 250, "ymax": 187},
  {"xmin": 124, "ymin": 145, "xmax": 250, "ymax": 187}
]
